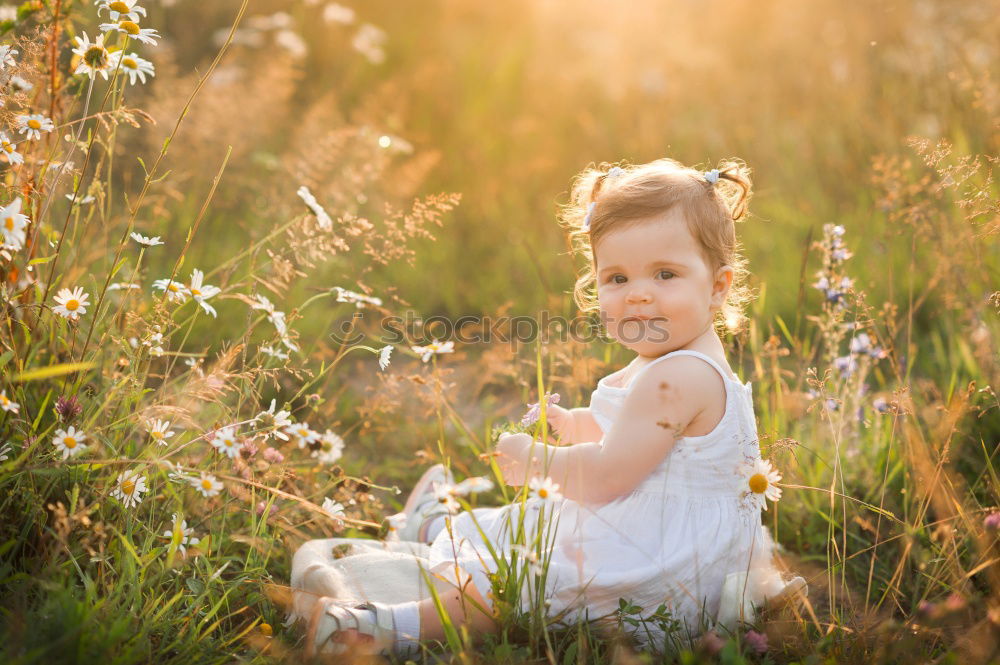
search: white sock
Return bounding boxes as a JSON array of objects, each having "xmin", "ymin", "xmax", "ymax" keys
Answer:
[
  {"xmin": 421, "ymin": 515, "xmax": 448, "ymax": 543},
  {"xmin": 390, "ymin": 600, "xmax": 421, "ymax": 655}
]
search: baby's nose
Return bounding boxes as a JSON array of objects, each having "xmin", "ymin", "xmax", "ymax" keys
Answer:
[{"xmin": 626, "ymin": 290, "xmax": 652, "ymax": 303}]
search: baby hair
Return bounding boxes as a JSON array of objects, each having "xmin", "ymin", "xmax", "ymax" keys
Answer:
[{"xmin": 559, "ymin": 157, "xmax": 755, "ymax": 333}]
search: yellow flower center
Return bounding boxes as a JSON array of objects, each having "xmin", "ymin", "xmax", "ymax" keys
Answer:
[
  {"xmin": 122, "ymin": 479, "xmax": 136, "ymax": 495},
  {"xmin": 748, "ymin": 473, "xmax": 769, "ymax": 494},
  {"xmin": 190, "ymin": 288, "xmax": 201, "ymax": 296},
  {"xmin": 65, "ymin": 299, "xmax": 80, "ymax": 311},
  {"xmin": 84, "ymin": 45, "xmax": 108, "ymax": 68},
  {"xmin": 538, "ymin": 488, "xmax": 548, "ymax": 498},
  {"xmin": 119, "ymin": 20, "xmax": 141, "ymax": 35},
  {"xmin": 27, "ymin": 119, "xmax": 41, "ymax": 130},
  {"xmin": 109, "ymin": 1, "xmax": 130, "ymax": 12},
  {"xmin": 224, "ymin": 439, "xmax": 234, "ymax": 447},
  {"xmin": 201, "ymin": 479, "xmax": 213, "ymax": 490},
  {"xmin": 151, "ymin": 431, "xmax": 162, "ymax": 439},
  {"xmin": 298, "ymin": 428, "xmax": 309, "ymax": 437},
  {"xmin": 4, "ymin": 217, "xmax": 13, "ymax": 230},
  {"xmin": 0, "ymin": 395, "xmax": 9, "ymax": 405},
  {"xmin": 2, "ymin": 142, "xmax": 12, "ymax": 153},
  {"xmin": 122, "ymin": 57, "xmax": 138, "ymax": 69},
  {"xmin": 64, "ymin": 437, "xmax": 77, "ymax": 448},
  {"xmin": 259, "ymin": 623, "xmax": 273, "ymax": 637},
  {"xmin": 167, "ymin": 283, "xmax": 179, "ymax": 292}
]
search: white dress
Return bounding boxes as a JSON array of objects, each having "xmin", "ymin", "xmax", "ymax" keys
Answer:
[
  {"xmin": 289, "ymin": 350, "xmax": 796, "ymax": 652},
  {"xmin": 424, "ymin": 349, "xmax": 792, "ymax": 646}
]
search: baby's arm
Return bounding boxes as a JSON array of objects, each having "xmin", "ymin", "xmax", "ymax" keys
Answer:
[
  {"xmin": 501, "ymin": 357, "xmax": 716, "ymax": 504},
  {"xmin": 567, "ymin": 408, "xmax": 605, "ymax": 443},
  {"xmin": 543, "ymin": 407, "xmax": 604, "ymax": 446}
]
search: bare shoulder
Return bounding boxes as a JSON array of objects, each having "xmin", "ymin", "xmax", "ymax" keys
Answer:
[{"xmin": 622, "ymin": 356, "xmax": 726, "ymax": 433}]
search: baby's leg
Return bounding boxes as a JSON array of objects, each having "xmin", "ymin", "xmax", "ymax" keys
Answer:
[{"xmin": 418, "ymin": 576, "xmax": 497, "ymax": 641}]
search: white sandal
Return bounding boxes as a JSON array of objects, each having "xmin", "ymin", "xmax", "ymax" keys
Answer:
[
  {"xmin": 308, "ymin": 598, "xmax": 402, "ymax": 657},
  {"xmin": 386, "ymin": 463, "xmax": 454, "ymax": 544}
]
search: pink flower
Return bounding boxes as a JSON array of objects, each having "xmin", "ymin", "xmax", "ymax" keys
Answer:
[
  {"xmin": 744, "ymin": 629, "xmax": 768, "ymax": 654},
  {"xmin": 984, "ymin": 512, "xmax": 1000, "ymax": 531},
  {"xmin": 262, "ymin": 447, "xmax": 284, "ymax": 463},
  {"xmin": 256, "ymin": 501, "xmax": 273, "ymax": 517},
  {"xmin": 698, "ymin": 630, "xmax": 725, "ymax": 655},
  {"xmin": 520, "ymin": 392, "xmax": 560, "ymax": 427}
]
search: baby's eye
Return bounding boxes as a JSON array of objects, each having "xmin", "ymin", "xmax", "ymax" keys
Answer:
[
  {"xmin": 611, "ymin": 275, "xmax": 627, "ymax": 284},
  {"xmin": 657, "ymin": 269, "xmax": 675, "ymax": 280}
]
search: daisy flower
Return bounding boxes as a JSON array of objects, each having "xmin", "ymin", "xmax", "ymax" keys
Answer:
[
  {"xmin": 528, "ymin": 476, "xmax": 562, "ymax": 503},
  {"xmin": 378, "ymin": 345, "xmax": 392, "ymax": 370},
  {"xmin": 432, "ymin": 482, "xmax": 461, "ymax": 515},
  {"xmin": 321, "ymin": 497, "xmax": 346, "ymax": 524},
  {"xmin": 188, "ymin": 269, "xmax": 220, "ymax": 317},
  {"xmin": 52, "ymin": 287, "xmax": 91, "ymax": 321},
  {"xmin": 162, "ymin": 512, "xmax": 200, "ymax": 556},
  {"xmin": 1, "ymin": 198, "xmax": 30, "ymax": 250},
  {"xmin": 254, "ymin": 399, "xmax": 292, "ymax": 440},
  {"xmin": 454, "ymin": 476, "xmax": 494, "ymax": 496},
  {"xmin": 210, "ymin": 426, "xmax": 243, "ymax": 459},
  {"xmin": 152, "ymin": 278, "xmax": 190, "ymax": 303},
  {"xmin": 311, "ymin": 429, "xmax": 344, "ymax": 464},
  {"xmin": 53, "ymin": 426, "xmax": 88, "ymax": 459},
  {"xmin": 510, "ymin": 544, "xmax": 544, "ymax": 576},
  {"xmin": 129, "ymin": 232, "xmax": 163, "ymax": 247},
  {"xmin": 110, "ymin": 51, "xmax": 155, "ymax": 85},
  {"xmin": 411, "ymin": 338, "xmax": 455, "ymax": 363},
  {"xmin": 296, "ymin": 185, "xmax": 333, "ymax": 230},
  {"xmin": 107, "ymin": 282, "xmax": 141, "ymax": 291},
  {"xmin": 109, "ymin": 469, "xmax": 148, "ymax": 509},
  {"xmin": 0, "ymin": 45, "xmax": 17, "ymax": 69},
  {"xmin": 66, "ymin": 193, "xmax": 96, "ymax": 205},
  {"xmin": 741, "ymin": 458, "xmax": 783, "ymax": 511},
  {"xmin": 145, "ymin": 419, "xmax": 174, "ymax": 446},
  {"xmin": 99, "ymin": 20, "xmax": 160, "ymax": 45},
  {"xmin": 98, "ymin": 0, "xmax": 147, "ymax": 22},
  {"xmin": 71, "ymin": 32, "xmax": 113, "ymax": 80},
  {"xmin": 0, "ymin": 132, "xmax": 23, "ymax": 165},
  {"xmin": 9, "ymin": 75, "xmax": 33, "ymax": 93},
  {"xmin": 191, "ymin": 472, "xmax": 223, "ymax": 498},
  {"xmin": 279, "ymin": 332, "xmax": 299, "ymax": 353},
  {"xmin": 0, "ymin": 390, "xmax": 20, "ymax": 414},
  {"xmin": 260, "ymin": 344, "xmax": 289, "ymax": 361},
  {"xmin": 15, "ymin": 114, "xmax": 54, "ymax": 141},
  {"xmin": 284, "ymin": 422, "xmax": 320, "ymax": 449},
  {"xmin": 332, "ymin": 286, "xmax": 382, "ymax": 308}
]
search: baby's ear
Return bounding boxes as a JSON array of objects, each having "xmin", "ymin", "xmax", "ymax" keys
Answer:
[{"xmin": 710, "ymin": 265, "xmax": 734, "ymax": 309}]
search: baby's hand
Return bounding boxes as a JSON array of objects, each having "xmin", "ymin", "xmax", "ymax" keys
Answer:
[
  {"xmin": 496, "ymin": 432, "xmax": 532, "ymax": 487},
  {"xmin": 544, "ymin": 405, "xmax": 575, "ymax": 445}
]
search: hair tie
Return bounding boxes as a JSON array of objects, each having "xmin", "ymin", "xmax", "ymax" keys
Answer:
[
  {"xmin": 582, "ymin": 201, "xmax": 597, "ymax": 231},
  {"xmin": 606, "ymin": 166, "xmax": 624, "ymax": 179},
  {"xmin": 703, "ymin": 169, "xmax": 721, "ymax": 185}
]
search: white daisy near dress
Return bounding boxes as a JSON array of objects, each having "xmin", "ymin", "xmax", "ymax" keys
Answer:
[
  {"xmin": 15, "ymin": 114, "xmax": 54, "ymax": 141},
  {"xmin": 332, "ymin": 286, "xmax": 382, "ymax": 308},
  {"xmin": 109, "ymin": 51, "xmax": 155, "ymax": 85},
  {"xmin": 432, "ymin": 482, "xmax": 462, "ymax": 515},
  {"xmin": 52, "ymin": 287, "xmax": 91, "ymax": 321},
  {"xmin": 321, "ymin": 497, "xmax": 346, "ymax": 525},
  {"xmin": 0, "ymin": 132, "xmax": 23, "ymax": 165},
  {"xmin": 110, "ymin": 469, "xmax": 148, "ymax": 509},
  {"xmin": 411, "ymin": 338, "xmax": 455, "ymax": 363},
  {"xmin": 191, "ymin": 472, "xmax": 223, "ymax": 498},
  {"xmin": 53, "ymin": 426, "xmax": 87, "ymax": 459},
  {"xmin": 188, "ymin": 269, "xmax": 220, "ymax": 317},
  {"xmin": 210, "ymin": 426, "xmax": 243, "ymax": 459},
  {"xmin": 528, "ymin": 476, "xmax": 563, "ymax": 503},
  {"xmin": 71, "ymin": 32, "xmax": 112, "ymax": 80},
  {"xmin": 152, "ymin": 278, "xmax": 190, "ymax": 303},
  {"xmin": 99, "ymin": 20, "xmax": 160, "ymax": 45},
  {"xmin": 162, "ymin": 513, "xmax": 200, "ymax": 556},
  {"xmin": 0, "ymin": 390, "xmax": 20, "ymax": 414},
  {"xmin": 740, "ymin": 458, "xmax": 783, "ymax": 511},
  {"xmin": 1, "ymin": 197, "xmax": 30, "ymax": 250},
  {"xmin": 146, "ymin": 419, "xmax": 175, "ymax": 446}
]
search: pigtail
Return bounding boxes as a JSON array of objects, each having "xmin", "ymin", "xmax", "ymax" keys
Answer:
[{"xmin": 713, "ymin": 159, "xmax": 753, "ymax": 221}]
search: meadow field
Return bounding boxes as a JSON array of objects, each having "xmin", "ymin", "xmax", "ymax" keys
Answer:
[{"xmin": 0, "ymin": 0, "xmax": 998, "ymax": 663}]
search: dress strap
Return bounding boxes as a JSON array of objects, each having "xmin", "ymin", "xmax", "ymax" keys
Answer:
[{"xmin": 634, "ymin": 349, "xmax": 737, "ymax": 387}]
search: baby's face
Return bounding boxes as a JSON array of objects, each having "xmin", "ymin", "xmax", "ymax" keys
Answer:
[{"xmin": 594, "ymin": 209, "xmax": 728, "ymax": 356}]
